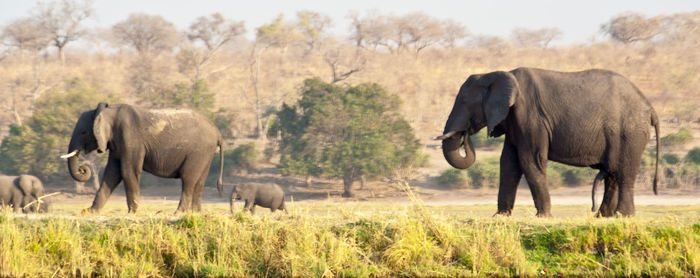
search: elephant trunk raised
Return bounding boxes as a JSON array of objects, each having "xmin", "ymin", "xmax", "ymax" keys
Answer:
[
  {"xmin": 64, "ymin": 139, "xmax": 91, "ymax": 182},
  {"xmin": 440, "ymin": 131, "xmax": 476, "ymax": 169}
]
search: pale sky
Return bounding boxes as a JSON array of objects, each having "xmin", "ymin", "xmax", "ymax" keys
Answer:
[{"xmin": 1, "ymin": 0, "xmax": 698, "ymax": 46}]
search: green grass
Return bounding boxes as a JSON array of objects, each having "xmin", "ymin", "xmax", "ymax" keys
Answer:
[{"xmin": 1, "ymin": 192, "xmax": 698, "ymax": 277}]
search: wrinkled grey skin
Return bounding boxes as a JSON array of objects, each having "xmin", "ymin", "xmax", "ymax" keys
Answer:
[
  {"xmin": 437, "ymin": 67, "xmax": 659, "ymax": 217},
  {"xmin": 63, "ymin": 103, "xmax": 224, "ymax": 214},
  {"xmin": 230, "ymin": 183, "xmax": 286, "ymax": 214},
  {"xmin": 0, "ymin": 175, "xmax": 49, "ymax": 213}
]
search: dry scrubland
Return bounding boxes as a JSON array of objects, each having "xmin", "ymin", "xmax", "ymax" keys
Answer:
[{"xmin": 1, "ymin": 188, "xmax": 698, "ymax": 277}]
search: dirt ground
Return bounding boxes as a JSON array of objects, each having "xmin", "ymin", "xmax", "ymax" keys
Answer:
[{"xmin": 43, "ymin": 163, "xmax": 700, "ymax": 210}]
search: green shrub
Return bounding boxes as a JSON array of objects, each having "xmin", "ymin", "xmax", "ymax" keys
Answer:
[
  {"xmin": 437, "ymin": 169, "xmax": 468, "ymax": 189},
  {"xmin": 662, "ymin": 154, "xmax": 680, "ymax": 165},
  {"xmin": 210, "ymin": 142, "xmax": 258, "ymax": 178},
  {"xmin": 685, "ymin": 147, "xmax": 700, "ymax": 165},
  {"xmin": 661, "ymin": 128, "xmax": 693, "ymax": 147},
  {"xmin": 466, "ymin": 156, "xmax": 500, "ymax": 188},
  {"xmin": 548, "ymin": 162, "xmax": 597, "ymax": 187},
  {"xmin": 470, "ymin": 129, "xmax": 504, "ymax": 149}
]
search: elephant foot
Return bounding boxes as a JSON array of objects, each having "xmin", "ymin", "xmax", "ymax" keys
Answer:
[
  {"xmin": 341, "ymin": 191, "xmax": 354, "ymax": 198},
  {"xmin": 81, "ymin": 207, "xmax": 98, "ymax": 215},
  {"xmin": 493, "ymin": 210, "xmax": 512, "ymax": 217},
  {"xmin": 535, "ymin": 211, "xmax": 552, "ymax": 218}
]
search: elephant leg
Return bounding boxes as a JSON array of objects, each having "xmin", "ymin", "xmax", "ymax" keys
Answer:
[
  {"xmin": 176, "ymin": 176, "xmax": 196, "ymax": 213},
  {"xmin": 176, "ymin": 157, "xmax": 210, "ymax": 213},
  {"xmin": 597, "ymin": 175, "xmax": 619, "ymax": 217},
  {"xmin": 87, "ymin": 158, "xmax": 123, "ymax": 213},
  {"xmin": 121, "ymin": 169, "xmax": 142, "ymax": 214},
  {"xmin": 191, "ymin": 166, "xmax": 211, "ymax": 212},
  {"xmin": 615, "ymin": 140, "xmax": 644, "ymax": 217},
  {"xmin": 496, "ymin": 140, "xmax": 523, "ymax": 216},
  {"xmin": 518, "ymin": 142, "xmax": 552, "ymax": 217}
]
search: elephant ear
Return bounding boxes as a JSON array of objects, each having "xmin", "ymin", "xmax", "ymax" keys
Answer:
[
  {"xmin": 93, "ymin": 102, "xmax": 111, "ymax": 153},
  {"xmin": 479, "ymin": 71, "xmax": 520, "ymax": 137},
  {"xmin": 16, "ymin": 175, "xmax": 33, "ymax": 197}
]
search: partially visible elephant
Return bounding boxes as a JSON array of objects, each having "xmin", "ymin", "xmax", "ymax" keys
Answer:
[
  {"xmin": 591, "ymin": 171, "xmax": 606, "ymax": 212},
  {"xmin": 435, "ymin": 67, "xmax": 659, "ymax": 217},
  {"xmin": 230, "ymin": 183, "xmax": 286, "ymax": 214},
  {"xmin": 61, "ymin": 103, "xmax": 224, "ymax": 213},
  {"xmin": 0, "ymin": 175, "xmax": 49, "ymax": 213}
]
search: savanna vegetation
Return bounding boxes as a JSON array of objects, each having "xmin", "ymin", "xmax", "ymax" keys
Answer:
[
  {"xmin": 0, "ymin": 2, "xmax": 699, "ymax": 276},
  {"xmin": 0, "ymin": 1, "xmax": 698, "ymax": 192},
  {"xmin": 1, "ymin": 189, "xmax": 698, "ymax": 277}
]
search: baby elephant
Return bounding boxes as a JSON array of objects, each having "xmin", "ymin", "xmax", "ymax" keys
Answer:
[
  {"xmin": 0, "ymin": 175, "xmax": 49, "ymax": 213},
  {"xmin": 230, "ymin": 183, "xmax": 286, "ymax": 214}
]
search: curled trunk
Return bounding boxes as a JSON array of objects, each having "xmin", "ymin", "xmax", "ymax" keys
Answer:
[
  {"xmin": 67, "ymin": 152, "xmax": 91, "ymax": 182},
  {"xmin": 442, "ymin": 132, "xmax": 476, "ymax": 169}
]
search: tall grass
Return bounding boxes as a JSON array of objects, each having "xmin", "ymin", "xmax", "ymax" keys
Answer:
[{"xmin": 1, "ymin": 198, "xmax": 698, "ymax": 277}]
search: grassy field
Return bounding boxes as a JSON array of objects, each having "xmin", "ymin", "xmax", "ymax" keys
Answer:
[{"xmin": 1, "ymin": 188, "xmax": 699, "ymax": 277}]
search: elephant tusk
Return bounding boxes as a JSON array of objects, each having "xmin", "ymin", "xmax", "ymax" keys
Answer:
[
  {"xmin": 432, "ymin": 130, "xmax": 458, "ymax": 140},
  {"xmin": 60, "ymin": 150, "xmax": 79, "ymax": 159}
]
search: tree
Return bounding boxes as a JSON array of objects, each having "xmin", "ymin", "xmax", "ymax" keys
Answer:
[
  {"xmin": 601, "ymin": 12, "xmax": 661, "ymax": 44},
  {"xmin": 179, "ymin": 13, "xmax": 246, "ymax": 81},
  {"xmin": 0, "ymin": 78, "xmax": 115, "ymax": 181},
  {"xmin": 1, "ymin": 17, "xmax": 49, "ymax": 53},
  {"xmin": 34, "ymin": 0, "xmax": 94, "ymax": 64},
  {"xmin": 347, "ymin": 10, "xmax": 392, "ymax": 51},
  {"xmin": 394, "ymin": 12, "xmax": 444, "ymax": 55},
  {"xmin": 440, "ymin": 19, "xmax": 469, "ymax": 49},
  {"xmin": 510, "ymin": 27, "xmax": 562, "ymax": 49},
  {"xmin": 323, "ymin": 44, "xmax": 366, "ymax": 83},
  {"xmin": 296, "ymin": 10, "xmax": 332, "ymax": 54},
  {"xmin": 275, "ymin": 79, "xmax": 424, "ymax": 197},
  {"xmin": 256, "ymin": 14, "xmax": 300, "ymax": 54},
  {"xmin": 112, "ymin": 13, "xmax": 178, "ymax": 55},
  {"xmin": 187, "ymin": 13, "xmax": 246, "ymax": 51}
]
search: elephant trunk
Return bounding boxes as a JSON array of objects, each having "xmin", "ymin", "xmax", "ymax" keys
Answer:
[
  {"xmin": 442, "ymin": 132, "xmax": 476, "ymax": 169},
  {"xmin": 66, "ymin": 150, "xmax": 91, "ymax": 182}
]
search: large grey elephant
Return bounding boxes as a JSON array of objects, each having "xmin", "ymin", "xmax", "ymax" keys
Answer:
[
  {"xmin": 61, "ymin": 103, "xmax": 224, "ymax": 213},
  {"xmin": 0, "ymin": 175, "xmax": 48, "ymax": 213},
  {"xmin": 435, "ymin": 67, "xmax": 659, "ymax": 217}
]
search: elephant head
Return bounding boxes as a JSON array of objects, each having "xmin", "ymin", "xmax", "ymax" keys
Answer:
[
  {"xmin": 61, "ymin": 102, "xmax": 112, "ymax": 182},
  {"xmin": 17, "ymin": 175, "xmax": 44, "ymax": 199},
  {"xmin": 435, "ymin": 71, "xmax": 520, "ymax": 169}
]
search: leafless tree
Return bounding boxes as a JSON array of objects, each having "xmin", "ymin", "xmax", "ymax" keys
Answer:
[
  {"xmin": 657, "ymin": 11, "xmax": 700, "ymax": 45},
  {"xmin": 112, "ymin": 13, "xmax": 179, "ymax": 55},
  {"xmin": 34, "ymin": 0, "xmax": 94, "ymax": 64},
  {"xmin": 347, "ymin": 10, "xmax": 392, "ymax": 51},
  {"xmin": 394, "ymin": 12, "xmax": 445, "ymax": 56},
  {"xmin": 180, "ymin": 13, "xmax": 245, "ymax": 80},
  {"xmin": 468, "ymin": 34, "xmax": 512, "ymax": 54},
  {"xmin": 1, "ymin": 17, "xmax": 49, "ymax": 53},
  {"xmin": 601, "ymin": 12, "xmax": 661, "ymax": 44},
  {"xmin": 440, "ymin": 19, "xmax": 469, "ymax": 49},
  {"xmin": 323, "ymin": 44, "xmax": 366, "ymax": 83},
  {"xmin": 187, "ymin": 13, "xmax": 246, "ymax": 51},
  {"xmin": 296, "ymin": 10, "xmax": 333, "ymax": 54},
  {"xmin": 511, "ymin": 27, "xmax": 562, "ymax": 49}
]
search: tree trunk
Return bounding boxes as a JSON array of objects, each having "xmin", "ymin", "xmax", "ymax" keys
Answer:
[
  {"xmin": 58, "ymin": 46, "xmax": 65, "ymax": 65},
  {"xmin": 305, "ymin": 175, "xmax": 312, "ymax": 187},
  {"xmin": 342, "ymin": 169, "xmax": 356, "ymax": 197},
  {"xmin": 359, "ymin": 174, "xmax": 366, "ymax": 190}
]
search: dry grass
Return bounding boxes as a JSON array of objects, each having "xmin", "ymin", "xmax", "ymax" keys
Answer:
[{"xmin": 1, "ymin": 185, "xmax": 698, "ymax": 277}]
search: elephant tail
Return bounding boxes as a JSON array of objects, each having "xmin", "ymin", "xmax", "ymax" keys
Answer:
[
  {"xmin": 217, "ymin": 138, "xmax": 224, "ymax": 198},
  {"xmin": 652, "ymin": 111, "xmax": 660, "ymax": 195}
]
